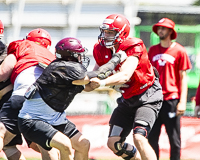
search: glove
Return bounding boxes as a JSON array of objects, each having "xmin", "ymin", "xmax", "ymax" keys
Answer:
[
  {"xmin": 38, "ymin": 62, "xmax": 48, "ymax": 69},
  {"xmin": 194, "ymin": 105, "xmax": 200, "ymax": 118},
  {"xmin": 97, "ymin": 70, "xmax": 112, "ymax": 80},
  {"xmin": 115, "ymin": 50, "xmax": 127, "ymax": 63},
  {"xmin": 0, "ymin": 41, "xmax": 6, "ymax": 56},
  {"xmin": 89, "ymin": 51, "xmax": 127, "ymax": 80},
  {"xmin": 110, "ymin": 84, "xmax": 129, "ymax": 93},
  {"xmin": 97, "ymin": 51, "xmax": 127, "ymax": 79}
]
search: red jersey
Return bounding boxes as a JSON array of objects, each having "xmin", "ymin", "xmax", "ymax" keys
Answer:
[
  {"xmin": 93, "ymin": 37, "xmax": 155, "ymax": 99},
  {"xmin": 7, "ymin": 39, "xmax": 55, "ymax": 84},
  {"xmin": 148, "ymin": 42, "xmax": 192, "ymax": 100}
]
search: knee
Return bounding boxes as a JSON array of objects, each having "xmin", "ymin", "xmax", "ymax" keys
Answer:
[
  {"xmin": 107, "ymin": 137, "xmax": 117, "ymax": 152},
  {"xmin": 107, "ymin": 137, "xmax": 138, "ymax": 160},
  {"xmin": 53, "ymin": 136, "xmax": 72, "ymax": 153},
  {"xmin": 133, "ymin": 133, "xmax": 148, "ymax": 146},
  {"xmin": 79, "ymin": 138, "xmax": 90, "ymax": 152}
]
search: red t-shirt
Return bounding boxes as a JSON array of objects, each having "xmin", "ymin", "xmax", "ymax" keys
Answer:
[
  {"xmin": 148, "ymin": 42, "xmax": 192, "ymax": 100},
  {"xmin": 7, "ymin": 39, "xmax": 56, "ymax": 84},
  {"xmin": 196, "ymin": 82, "xmax": 200, "ymax": 106},
  {"xmin": 93, "ymin": 37, "xmax": 155, "ymax": 99}
]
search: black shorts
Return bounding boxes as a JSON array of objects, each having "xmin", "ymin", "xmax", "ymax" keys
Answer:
[
  {"xmin": 18, "ymin": 118, "xmax": 79, "ymax": 150},
  {"xmin": 109, "ymin": 78, "xmax": 163, "ymax": 138},
  {"xmin": 0, "ymin": 95, "xmax": 25, "ymax": 146},
  {"xmin": 0, "ymin": 95, "xmax": 25, "ymax": 134},
  {"xmin": 0, "ymin": 90, "xmax": 12, "ymax": 109}
]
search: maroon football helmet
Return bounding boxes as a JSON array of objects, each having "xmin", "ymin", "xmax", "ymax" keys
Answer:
[{"xmin": 55, "ymin": 37, "xmax": 90, "ymax": 68}]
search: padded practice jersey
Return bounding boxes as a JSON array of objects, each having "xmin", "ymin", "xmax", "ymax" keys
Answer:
[
  {"xmin": 7, "ymin": 39, "xmax": 55, "ymax": 84},
  {"xmin": 93, "ymin": 37, "xmax": 155, "ymax": 99},
  {"xmin": 148, "ymin": 42, "xmax": 192, "ymax": 100},
  {"xmin": 35, "ymin": 59, "xmax": 87, "ymax": 112}
]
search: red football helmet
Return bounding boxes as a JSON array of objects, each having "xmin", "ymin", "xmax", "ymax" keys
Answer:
[
  {"xmin": 98, "ymin": 14, "xmax": 130, "ymax": 48},
  {"xmin": 55, "ymin": 37, "xmax": 90, "ymax": 68},
  {"xmin": 0, "ymin": 20, "xmax": 4, "ymax": 38},
  {"xmin": 26, "ymin": 28, "xmax": 51, "ymax": 48}
]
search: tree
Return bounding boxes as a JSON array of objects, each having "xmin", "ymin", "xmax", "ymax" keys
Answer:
[{"xmin": 193, "ymin": 0, "xmax": 200, "ymax": 5}]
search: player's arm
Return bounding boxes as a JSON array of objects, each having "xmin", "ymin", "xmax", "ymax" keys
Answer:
[
  {"xmin": 176, "ymin": 70, "xmax": 188, "ymax": 116},
  {"xmin": 93, "ymin": 63, "xmax": 99, "ymax": 71},
  {"xmin": 0, "ymin": 54, "xmax": 16, "ymax": 82},
  {"xmin": 72, "ymin": 52, "xmax": 126, "ymax": 85},
  {"xmin": 90, "ymin": 56, "xmax": 139, "ymax": 88}
]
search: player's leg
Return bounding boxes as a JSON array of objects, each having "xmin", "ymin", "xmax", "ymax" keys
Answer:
[
  {"xmin": 107, "ymin": 136, "xmax": 141, "ymax": 160},
  {"xmin": 37, "ymin": 144, "xmax": 60, "ymax": 160},
  {"xmin": 3, "ymin": 145, "xmax": 26, "ymax": 160},
  {"xmin": 18, "ymin": 117, "xmax": 73, "ymax": 160},
  {"xmin": 50, "ymin": 131, "xmax": 73, "ymax": 160},
  {"xmin": 0, "ymin": 96, "xmax": 25, "ymax": 150},
  {"xmin": 70, "ymin": 132, "xmax": 90, "ymax": 160},
  {"xmin": 3, "ymin": 134, "xmax": 24, "ymax": 160},
  {"xmin": 54, "ymin": 120, "xmax": 90, "ymax": 160},
  {"xmin": 107, "ymin": 102, "xmax": 141, "ymax": 160},
  {"xmin": 133, "ymin": 102, "xmax": 162, "ymax": 160}
]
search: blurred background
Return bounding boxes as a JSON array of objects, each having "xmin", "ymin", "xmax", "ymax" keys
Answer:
[
  {"xmin": 1, "ymin": 0, "xmax": 200, "ymax": 159},
  {"xmin": 2, "ymin": 0, "xmax": 200, "ymax": 116}
]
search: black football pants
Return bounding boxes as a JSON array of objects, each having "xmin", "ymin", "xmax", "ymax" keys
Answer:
[{"xmin": 148, "ymin": 99, "xmax": 181, "ymax": 160}]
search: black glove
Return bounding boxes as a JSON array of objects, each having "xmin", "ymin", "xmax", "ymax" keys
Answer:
[
  {"xmin": 0, "ymin": 41, "xmax": 6, "ymax": 56},
  {"xmin": 97, "ymin": 51, "xmax": 127, "ymax": 79},
  {"xmin": 88, "ymin": 51, "xmax": 127, "ymax": 79},
  {"xmin": 110, "ymin": 84, "xmax": 129, "ymax": 93}
]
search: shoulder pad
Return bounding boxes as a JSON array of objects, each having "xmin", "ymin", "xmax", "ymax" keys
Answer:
[{"xmin": 119, "ymin": 37, "xmax": 144, "ymax": 51}]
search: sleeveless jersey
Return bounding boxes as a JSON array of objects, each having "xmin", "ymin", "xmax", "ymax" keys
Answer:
[
  {"xmin": 93, "ymin": 37, "xmax": 155, "ymax": 99},
  {"xmin": 7, "ymin": 39, "xmax": 55, "ymax": 84},
  {"xmin": 35, "ymin": 59, "xmax": 87, "ymax": 112},
  {"xmin": 148, "ymin": 42, "xmax": 192, "ymax": 100}
]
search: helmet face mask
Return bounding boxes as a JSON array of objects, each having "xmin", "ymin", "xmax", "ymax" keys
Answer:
[
  {"xmin": 98, "ymin": 14, "xmax": 130, "ymax": 48},
  {"xmin": 55, "ymin": 37, "xmax": 90, "ymax": 68},
  {"xmin": 98, "ymin": 26, "xmax": 118, "ymax": 48}
]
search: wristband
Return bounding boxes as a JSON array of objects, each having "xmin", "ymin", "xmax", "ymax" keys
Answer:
[{"xmin": 99, "ymin": 80, "xmax": 106, "ymax": 87}]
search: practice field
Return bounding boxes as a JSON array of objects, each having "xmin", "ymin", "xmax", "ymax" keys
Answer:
[
  {"xmin": 0, "ymin": 116, "xmax": 199, "ymax": 160},
  {"xmin": 0, "ymin": 158, "xmax": 196, "ymax": 160},
  {"xmin": 0, "ymin": 158, "xmax": 198, "ymax": 160}
]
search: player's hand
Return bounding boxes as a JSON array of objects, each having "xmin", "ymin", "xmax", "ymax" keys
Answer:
[
  {"xmin": 194, "ymin": 105, "xmax": 200, "ymax": 118},
  {"xmin": 90, "ymin": 77, "xmax": 101, "ymax": 89},
  {"xmin": 110, "ymin": 84, "xmax": 129, "ymax": 93},
  {"xmin": 115, "ymin": 50, "xmax": 127, "ymax": 63},
  {"xmin": 176, "ymin": 102, "xmax": 186, "ymax": 116}
]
